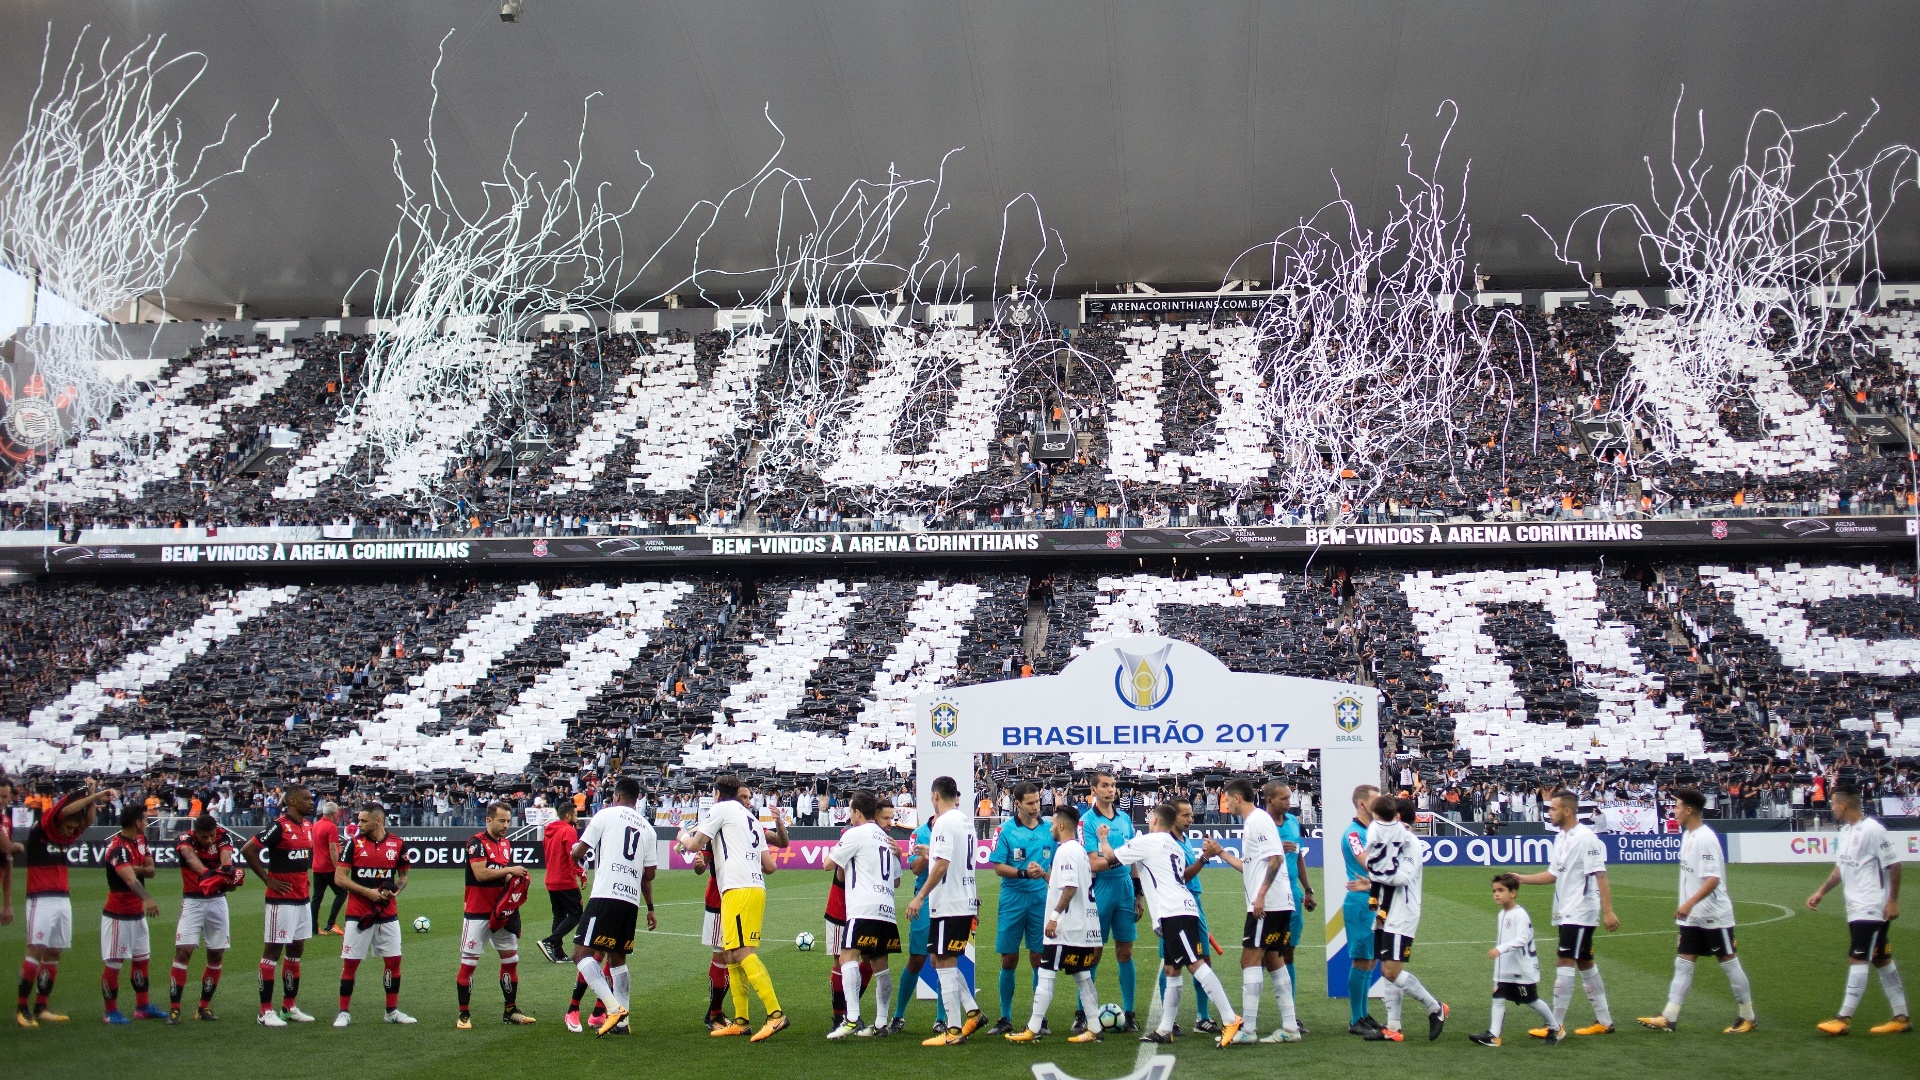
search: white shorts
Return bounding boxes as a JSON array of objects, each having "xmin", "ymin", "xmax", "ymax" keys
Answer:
[
  {"xmin": 824, "ymin": 918, "xmax": 846, "ymax": 957},
  {"xmin": 264, "ymin": 902, "xmax": 313, "ymax": 945},
  {"xmin": 341, "ymin": 920, "xmax": 403, "ymax": 960},
  {"xmin": 176, "ymin": 897, "xmax": 231, "ymax": 951},
  {"xmin": 460, "ymin": 917, "xmax": 518, "ymax": 959},
  {"xmin": 101, "ymin": 915, "xmax": 152, "ymax": 961},
  {"xmin": 25, "ymin": 896, "xmax": 73, "ymax": 951},
  {"xmin": 702, "ymin": 910, "xmax": 723, "ymax": 950}
]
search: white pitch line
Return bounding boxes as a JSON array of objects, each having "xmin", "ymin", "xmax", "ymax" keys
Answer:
[{"xmin": 1407, "ymin": 899, "xmax": 1795, "ymax": 948}]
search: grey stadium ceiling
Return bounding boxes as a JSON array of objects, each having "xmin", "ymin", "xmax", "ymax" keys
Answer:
[{"xmin": 3, "ymin": 0, "xmax": 1918, "ymax": 319}]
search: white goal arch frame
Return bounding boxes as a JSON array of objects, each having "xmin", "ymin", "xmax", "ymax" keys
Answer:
[{"xmin": 915, "ymin": 634, "xmax": 1381, "ymax": 996}]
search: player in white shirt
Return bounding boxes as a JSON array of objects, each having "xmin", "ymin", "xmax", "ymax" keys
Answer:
[
  {"xmin": 1637, "ymin": 789, "xmax": 1755, "ymax": 1034},
  {"xmin": 826, "ymin": 792, "xmax": 902, "ymax": 1039},
  {"xmin": 1096, "ymin": 802, "xmax": 1245, "ymax": 1048},
  {"xmin": 1808, "ymin": 783, "xmax": 1910, "ymax": 1035},
  {"xmin": 1006, "ymin": 805, "xmax": 1103, "ymax": 1045},
  {"xmin": 904, "ymin": 776, "xmax": 982, "ymax": 1046},
  {"xmin": 1514, "ymin": 790, "xmax": 1618, "ymax": 1037},
  {"xmin": 1469, "ymin": 873, "xmax": 1562, "ymax": 1046},
  {"xmin": 679, "ymin": 774, "xmax": 787, "ymax": 1043},
  {"xmin": 1204, "ymin": 779, "xmax": 1300, "ymax": 1044},
  {"xmin": 1356, "ymin": 796, "xmax": 1447, "ymax": 1042},
  {"xmin": 567, "ymin": 778, "xmax": 658, "ymax": 1037}
]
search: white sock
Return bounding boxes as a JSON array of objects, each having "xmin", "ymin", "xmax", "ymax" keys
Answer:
[
  {"xmin": 1271, "ymin": 964, "xmax": 1297, "ymax": 1032},
  {"xmin": 1581, "ymin": 965, "xmax": 1612, "ymax": 1026},
  {"xmin": 840, "ymin": 961, "xmax": 863, "ymax": 1027},
  {"xmin": 1028, "ymin": 969, "xmax": 1056, "ymax": 1033},
  {"xmin": 1392, "ymin": 969, "xmax": 1440, "ymax": 1014},
  {"xmin": 871, "ymin": 967, "xmax": 892, "ymax": 1026},
  {"xmin": 1383, "ymin": 979, "xmax": 1404, "ymax": 1031},
  {"xmin": 610, "ymin": 965, "xmax": 630, "ymax": 1012},
  {"xmin": 1528, "ymin": 998, "xmax": 1558, "ymax": 1029},
  {"xmin": 1842, "ymin": 964, "xmax": 1869, "ymax": 1018},
  {"xmin": 1074, "ymin": 972, "xmax": 1100, "ymax": 1019},
  {"xmin": 1189, "ymin": 964, "xmax": 1238, "ymax": 1026},
  {"xmin": 1551, "ymin": 967, "xmax": 1575, "ymax": 1027},
  {"xmin": 937, "ymin": 966, "xmax": 966, "ymax": 1028},
  {"xmin": 1721, "ymin": 958, "xmax": 1754, "ymax": 1020},
  {"xmin": 576, "ymin": 957, "xmax": 615, "ymax": 1009},
  {"xmin": 957, "ymin": 968, "xmax": 978, "ymax": 1014},
  {"xmin": 1664, "ymin": 957, "xmax": 1695, "ymax": 1021},
  {"xmin": 1878, "ymin": 961, "xmax": 1909, "ymax": 1017},
  {"xmin": 1489, "ymin": 998, "xmax": 1507, "ymax": 1038},
  {"xmin": 1240, "ymin": 967, "xmax": 1263, "ymax": 1031},
  {"xmin": 1158, "ymin": 978, "xmax": 1182, "ymax": 1035}
]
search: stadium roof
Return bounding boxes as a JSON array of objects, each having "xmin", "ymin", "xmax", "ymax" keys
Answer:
[{"xmin": 3, "ymin": 0, "xmax": 1917, "ymax": 319}]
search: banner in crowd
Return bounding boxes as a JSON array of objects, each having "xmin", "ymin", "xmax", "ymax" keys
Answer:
[
  {"xmin": 1598, "ymin": 804, "xmax": 1660, "ymax": 834},
  {"xmin": 1884, "ymin": 796, "xmax": 1920, "ymax": 818},
  {"xmin": 23, "ymin": 515, "xmax": 1914, "ymax": 573}
]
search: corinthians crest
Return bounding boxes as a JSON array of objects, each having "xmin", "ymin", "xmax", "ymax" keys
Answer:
[{"xmin": 1113, "ymin": 644, "xmax": 1174, "ymax": 711}]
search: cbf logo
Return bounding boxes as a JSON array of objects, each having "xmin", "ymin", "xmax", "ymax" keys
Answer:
[
  {"xmin": 930, "ymin": 702, "xmax": 959, "ymax": 739},
  {"xmin": 1114, "ymin": 644, "xmax": 1174, "ymax": 711},
  {"xmin": 1334, "ymin": 695, "xmax": 1363, "ymax": 732}
]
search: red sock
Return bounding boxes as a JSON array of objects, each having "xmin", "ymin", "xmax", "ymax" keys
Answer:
[
  {"xmin": 101, "ymin": 963, "xmax": 121, "ymax": 1009},
  {"xmin": 35, "ymin": 961, "xmax": 56, "ymax": 1010},
  {"xmin": 708, "ymin": 960, "xmax": 728, "ymax": 990},
  {"xmin": 860, "ymin": 960, "xmax": 872, "ymax": 995},
  {"xmin": 258, "ymin": 960, "xmax": 276, "ymax": 1014},
  {"xmin": 339, "ymin": 958, "xmax": 361, "ymax": 1012},
  {"xmin": 170, "ymin": 962, "xmax": 190, "ymax": 1006},
  {"xmin": 18, "ymin": 958, "xmax": 39, "ymax": 1012},
  {"xmin": 383, "ymin": 956, "xmax": 402, "ymax": 1011},
  {"xmin": 280, "ymin": 958, "xmax": 301, "ymax": 1011},
  {"xmin": 199, "ymin": 964, "xmax": 221, "ymax": 1010},
  {"xmin": 130, "ymin": 958, "xmax": 150, "ymax": 1009},
  {"xmin": 456, "ymin": 961, "xmax": 475, "ymax": 1013}
]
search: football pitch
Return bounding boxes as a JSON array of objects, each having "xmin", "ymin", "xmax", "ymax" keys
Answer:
[{"xmin": 2, "ymin": 863, "xmax": 1910, "ymax": 1080}]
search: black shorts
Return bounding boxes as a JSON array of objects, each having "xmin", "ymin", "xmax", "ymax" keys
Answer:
[
  {"xmin": 1374, "ymin": 929, "xmax": 1414, "ymax": 963},
  {"xmin": 548, "ymin": 888, "xmax": 583, "ymax": 920},
  {"xmin": 574, "ymin": 897, "xmax": 639, "ymax": 955},
  {"xmin": 1676, "ymin": 925, "xmax": 1736, "ymax": 959},
  {"xmin": 931, "ymin": 915, "xmax": 974, "ymax": 957},
  {"xmin": 1242, "ymin": 911, "xmax": 1293, "ymax": 952},
  {"xmin": 1159, "ymin": 915, "xmax": 1206, "ymax": 968},
  {"xmin": 1042, "ymin": 944, "xmax": 1099, "ymax": 973},
  {"xmin": 847, "ymin": 918, "xmax": 901, "ymax": 958},
  {"xmin": 1848, "ymin": 920, "xmax": 1894, "ymax": 964},
  {"xmin": 1493, "ymin": 981, "xmax": 1540, "ymax": 1004},
  {"xmin": 1556, "ymin": 924, "xmax": 1597, "ymax": 962}
]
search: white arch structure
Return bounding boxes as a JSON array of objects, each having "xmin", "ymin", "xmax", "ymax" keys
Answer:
[{"xmin": 915, "ymin": 633, "xmax": 1380, "ymax": 998}]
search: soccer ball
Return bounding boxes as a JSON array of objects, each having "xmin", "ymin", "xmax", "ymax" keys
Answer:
[
  {"xmin": 795, "ymin": 932, "xmax": 815, "ymax": 951},
  {"xmin": 1097, "ymin": 1003, "xmax": 1124, "ymax": 1031},
  {"xmin": 412, "ymin": 916, "xmax": 432, "ymax": 934}
]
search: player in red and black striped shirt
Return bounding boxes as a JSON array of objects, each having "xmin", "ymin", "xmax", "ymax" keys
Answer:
[
  {"xmin": 17, "ymin": 781, "xmax": 117, "ymax": 1028},
  {"xmin": 333, "ymin": 805, "xmax": 416, "ymax": 1026},
  {"xmin": 241, "ymin": 786, "xmax": 316, "ymax": 1026},
  {"xmin": 170, "ymin": 815, "xmax": 238, "ymax": 1023},
  {"xmin": 100, "ymin": 802, "xmax": 164, "ymax": 1023},
  {"xmin": 457, "ymin": 802, "xmax": 534, "ymax": 1028}
]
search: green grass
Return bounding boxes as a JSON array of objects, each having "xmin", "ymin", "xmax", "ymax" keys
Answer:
[{"xmin": 2, "ymin": 865, "xmax": 1912, "ymax": 1080}]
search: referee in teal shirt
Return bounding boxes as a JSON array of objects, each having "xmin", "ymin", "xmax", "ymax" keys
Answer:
[{"xmin": 988, "ymin": 782, "xmax": 1054, "ymax": 1033}]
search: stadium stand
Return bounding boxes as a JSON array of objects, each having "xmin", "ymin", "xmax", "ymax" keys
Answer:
[
  {"xmin": 3, "ymin": 556, "xmax": 1917, "ymax": 819},
  {"xmin": 7, "ymin": 302, "xmax": 1920, "ymax": 536}
]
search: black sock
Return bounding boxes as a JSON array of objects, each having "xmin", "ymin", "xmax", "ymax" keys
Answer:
[
  {"xmin": 571, "ymin": 978, "xmax": 588, "ymax": 1008},
  {"xmin": 499, "ymin": 971, "xmax": 517, "ymax": 1012}
]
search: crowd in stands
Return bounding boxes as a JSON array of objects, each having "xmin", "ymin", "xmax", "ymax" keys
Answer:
[
  {"xmin": 6, "ymin": 300, "xmax": 1920, "ymax": 537},
  {"xmin": 4, "ymin": 555, "xmax": 1919, "ymax": 822}
]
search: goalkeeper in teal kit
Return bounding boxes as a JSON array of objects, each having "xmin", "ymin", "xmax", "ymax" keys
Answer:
[
  {"xmin": 987, "ymin": 783, "xmax": 1055, "ymax": 1034},
  {"xmin": 1342, "ymin": 784, "xmax": 1383, "ymax": 1033},
  {"xmin": 1078, "ymin": 771, "xmax": 1141, "ymax": 1033}
]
